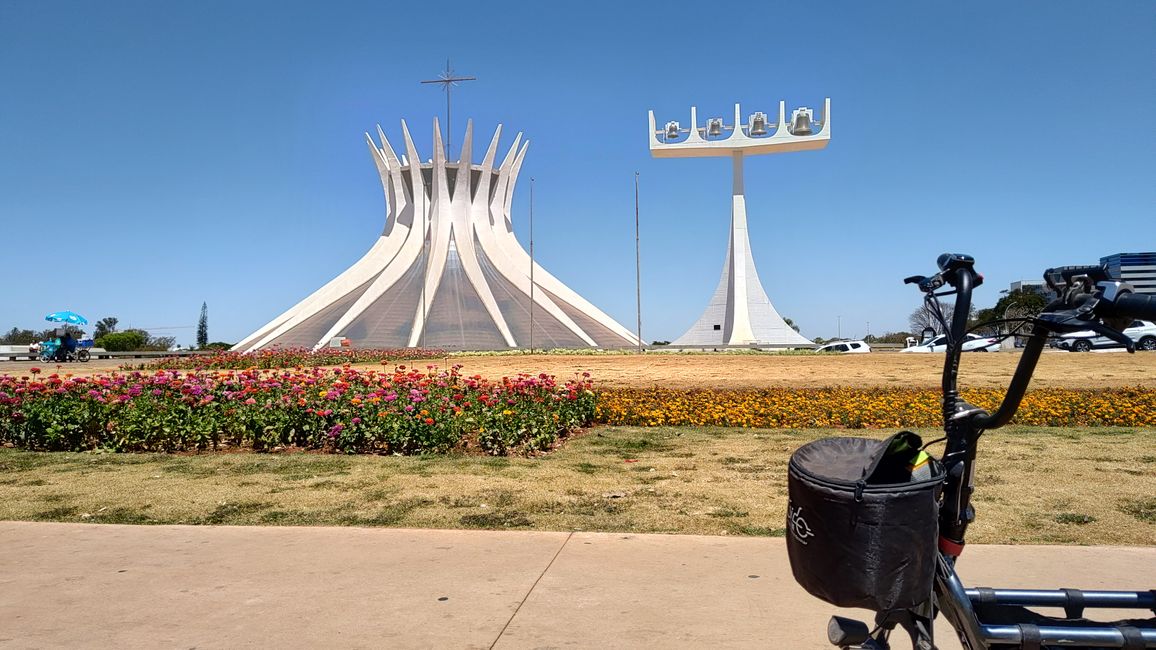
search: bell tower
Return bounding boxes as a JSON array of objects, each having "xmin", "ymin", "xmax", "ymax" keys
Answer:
[{"xmin": 648, "ymin": 99, "xmax": 831, "ymax": 347}]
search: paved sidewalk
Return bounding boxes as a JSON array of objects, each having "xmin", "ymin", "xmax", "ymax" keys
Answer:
[{"xmin": 1, "ymin": 522, "xmax": 1152, "ymax": 649}]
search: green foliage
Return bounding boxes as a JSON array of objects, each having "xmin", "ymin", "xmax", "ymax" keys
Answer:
[
  {"xmin": 93, "ymin": 317, "xmax": 118, "ymax": 340},
  {"xmin": 142, "ymin": 336, "xmax": 176, "ymax": 351},
  {"xmin": 974, "ymin": 289, "xmax": 1050, "ymax": 333},
  {"xmin": 16, "ymin": 321, "xmax": 86, "ymax": 342},
  {"xmin": 197, "ymin": 302, "xmax": 208, "ymax": 348},
  {"xmin": 118, "ymin": 329, "xmax": 175, "ymax": 351},
  {"xmin": 870, "ymin": 331, "xmax": 911, "ymax": 344},
  {"xmin": 203, "ymin": 342, "xmax": 232, "ymax": 351},
  {"xmin": 1053, "ymin": 512, "xmax": 1096, "ymax": 525},
  {"xmin": 96, "ymin": 331, "xmax": 147, "ymax": 351},
  {"xmin": 1, "ymin": 328, "xmax": 38, "ymax": 345}
]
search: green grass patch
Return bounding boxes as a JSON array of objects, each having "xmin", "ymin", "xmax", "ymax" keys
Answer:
[
  {"xmin": 1053, "ymin": 512, "xmax": 1096, "ymax": 525},
  {"xmin": 1119, "ymin": 497, "xmax": 1156, "ymax": 523}
]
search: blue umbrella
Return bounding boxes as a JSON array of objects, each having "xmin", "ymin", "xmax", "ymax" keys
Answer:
[{"xmin": 45, "ymin": 311, "xmax": 89, "ymax": 326}]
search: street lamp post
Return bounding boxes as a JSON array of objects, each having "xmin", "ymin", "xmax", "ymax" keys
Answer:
[
  {"xmin": 635, "ymin": 172, "xmax": 643, "ymax": 354},
  {"xmin": 529, "ymin": 177, "xmax": 535, "ymax": 354}
]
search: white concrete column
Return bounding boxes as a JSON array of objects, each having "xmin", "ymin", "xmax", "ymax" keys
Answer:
[{"xmin": 727, "ymin": 151, "xmax": 756, "ymax": 344}]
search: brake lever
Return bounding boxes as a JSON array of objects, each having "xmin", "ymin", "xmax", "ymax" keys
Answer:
[
  {"xmin": 1084, "ymin": 320, "xmax": 1136, "ymax": 353},
  {"xmin": 903, "ymin": 273, "xmax": 945, "ymax": 293},
  {"xmin": 1035, "ymin": 312, "xmax": 1136, "ymax": 353}
]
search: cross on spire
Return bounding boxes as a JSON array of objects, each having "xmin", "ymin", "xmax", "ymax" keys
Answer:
[{"xmin": 421, "ymin": 59, "xmax": 476, "ymax": 159}]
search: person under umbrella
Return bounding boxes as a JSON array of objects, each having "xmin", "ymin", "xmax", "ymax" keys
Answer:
[{"xmin": 54, "ymin": 330, "xmax": 77, "ymax": 362}]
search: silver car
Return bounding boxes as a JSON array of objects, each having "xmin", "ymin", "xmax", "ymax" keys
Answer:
[
  {"xmin": 900, "ymin": 333, "xmax": 1001, "ymax": 353},
  {"xmin": 1058, "ymin": 320, "xmax": 1156, "ymax": 352},
  {"xmin": 815, "ymin": 340, "xmax": 871, "ymax": 353}
]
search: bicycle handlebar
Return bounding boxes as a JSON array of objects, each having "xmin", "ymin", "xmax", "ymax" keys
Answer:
[
  {"xmin": 1104, "ymin": 292, "xmax": 1156, "ymax": 321},
  {"xmin": 915, "ymin": 255, "xmax": 1152, "ymax": 550},
  {"xmin": 908, "ymin": 255, "xmax": 1150, "ymax": 433}
]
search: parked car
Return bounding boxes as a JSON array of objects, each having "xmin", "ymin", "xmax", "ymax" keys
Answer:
[
  {"xmin": 1057, "ymin": 320, "xmax": 1156, "ymax": 352},
  {"xmin": 899, "ymin": 333, "xmax": 1001, "ymax": 353},
  {"xmin": 815, "ymin": 340, "xmax": 871, "ymax": 353}
]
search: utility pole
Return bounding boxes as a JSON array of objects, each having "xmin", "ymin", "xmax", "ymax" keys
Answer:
[
  {"xmin": 634, "ymin": 172, "xmax": 643, "ymax": 354},
  {"xmin": 421, "ymin": 60, "xmax": 476, "ymax": 159},
  {"xmin": 421, "ymin": 181, "xmax": 428, "ymax": 349},
  {"xmin": 529, "ymin": 177, "xmax": 535, "ymax": 354}
]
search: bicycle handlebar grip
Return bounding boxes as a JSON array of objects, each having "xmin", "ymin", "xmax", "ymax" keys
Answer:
[
  {"xmin": 1044, "ymin": 265, "xmax": 1109, "ymax": 286},
  {"xmin": 1110, "ymin": 293, "xmax": 1156, "ymax": 321}
]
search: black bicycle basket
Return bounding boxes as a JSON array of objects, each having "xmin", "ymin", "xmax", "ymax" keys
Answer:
[{"xmin": 786, "ymin": 431, "xmax": 944, "ymax": 612}]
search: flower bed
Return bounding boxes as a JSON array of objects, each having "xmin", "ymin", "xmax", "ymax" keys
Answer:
[
  {"xmin": 595, "ymin": 386, "xmax": 1156, "ymax": 428},
  {"xmin": 0, "ymin": 366, "xmax": 595, "ymax": 455},
  {"xmin": 4, "ymin": 374, "xmax": 1151, "ymax": 457},
  {"xmin": 124, "ymin": 347, "xmax": 448, "ymax": 371}
]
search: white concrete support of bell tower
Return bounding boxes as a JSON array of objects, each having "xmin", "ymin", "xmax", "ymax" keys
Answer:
[
  {"xmin": 648, "ymin": 99, "xmax": 831, "ymax": 347},
  {"xmin": 727, "ymin": 151, "xmax": 755, "ymax": 344}
]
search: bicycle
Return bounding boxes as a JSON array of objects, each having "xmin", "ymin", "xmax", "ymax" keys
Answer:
[
  {"xmin": 36, "ymin": 340, "xmax": 90, "ymax": 363},
  {"xmin": 787, "ymin": 253, "xmax": 1156, "ymax": 649}
]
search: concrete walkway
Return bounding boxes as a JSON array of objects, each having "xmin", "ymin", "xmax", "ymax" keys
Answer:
[{"xmin": 1, "ymin": 522, "xmax": 1152, "ymax": 649}]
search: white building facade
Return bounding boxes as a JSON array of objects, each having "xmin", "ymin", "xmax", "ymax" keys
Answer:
[{"xmin": 234, "ymin": 120, "xmax": 640, "ymax": 352}]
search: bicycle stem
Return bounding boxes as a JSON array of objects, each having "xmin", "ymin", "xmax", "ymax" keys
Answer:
[{"xmin": 936, "ymin": 269, "xmax": 1050, "ymax": 551}]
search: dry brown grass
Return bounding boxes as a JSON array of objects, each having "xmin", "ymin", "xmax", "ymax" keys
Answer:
[
  {"xmin": 2, "ymin": 426, "xmax": 1152, "ymax": 544},
  {"xmin": 441, "ymin": 350, "xmax": 1156, "ymax": 390},
  {"xmin": 4, "ymin": 349, "xmax": 1155, "ymax": 390}
]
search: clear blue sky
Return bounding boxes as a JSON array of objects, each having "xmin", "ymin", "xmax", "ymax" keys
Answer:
[{"xmin": 2, "ymin": 1, "xmax": 1153, "ymax": 345}]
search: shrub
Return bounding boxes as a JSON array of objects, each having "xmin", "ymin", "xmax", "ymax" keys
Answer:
[
  {"xmin": 202, "ymin": 342, "xmax": 232, "ymax": 351},
  {"xmin": 96, "ymin": 331, "xmax": 147, "ymax": 351},
  {"xmin": 0, "ymin": 366, "xmax": 596, "ymax": 456}
]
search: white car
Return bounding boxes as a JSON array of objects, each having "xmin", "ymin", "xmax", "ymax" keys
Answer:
[
  {"xmin": 1058, "ymin": 320, "xmax": 1156, "ymax": 352},
  {"xmin": 900, "ymin": 333, "xmax": 1001, "ymax": 353},
  {"xmin": 815, "ymin": 340, "xmax": 871, "ymax": 353}
]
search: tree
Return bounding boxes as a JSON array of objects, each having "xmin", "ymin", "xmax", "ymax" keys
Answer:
[
  {"xmin": 96, "ymin": 328, "xmax": 174, "ymax": 352},
  {"xmin": 974, "ymin": 289, "xmax": 1049, "ymax": 332},
  {"xmin": 909, "ymin": 301, "xmax": 951, "ymax": 336},
  {"xmin": 908, "ymin": 300, "xmax": 977, "ymax": 336},
  {"xmin": 783, "ymin": 317, "xmax": 801, "ymax": 333},
  {"xmin": 36, "ymin": 325, "xmax": 84, "ymax": 340},
  {"xmin": 94, "ymin": 317, "xmax": 119, "ymax": 340},
  {"xmin": 0, "ymin": 327, "xmax": 38, "ymax": 345},
  {"xmin": 197, "ymin": 302, "xmax": 208, "ymax": 348},
  {"xmin": 873, "ymin": 331, "xmax": 912, "ymax": 344},
  {"xmin": 123, "ymin": 328, "xmax": 175, "ymax": 351},
  {"xmin": 95, "ymin": 331, "xmax": 146, "ymax": 351}
]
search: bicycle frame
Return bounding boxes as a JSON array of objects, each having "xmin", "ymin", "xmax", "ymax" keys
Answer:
[{"xmin": 855, "ymin": 262, "xmax": 1156, "ymax": 649}]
